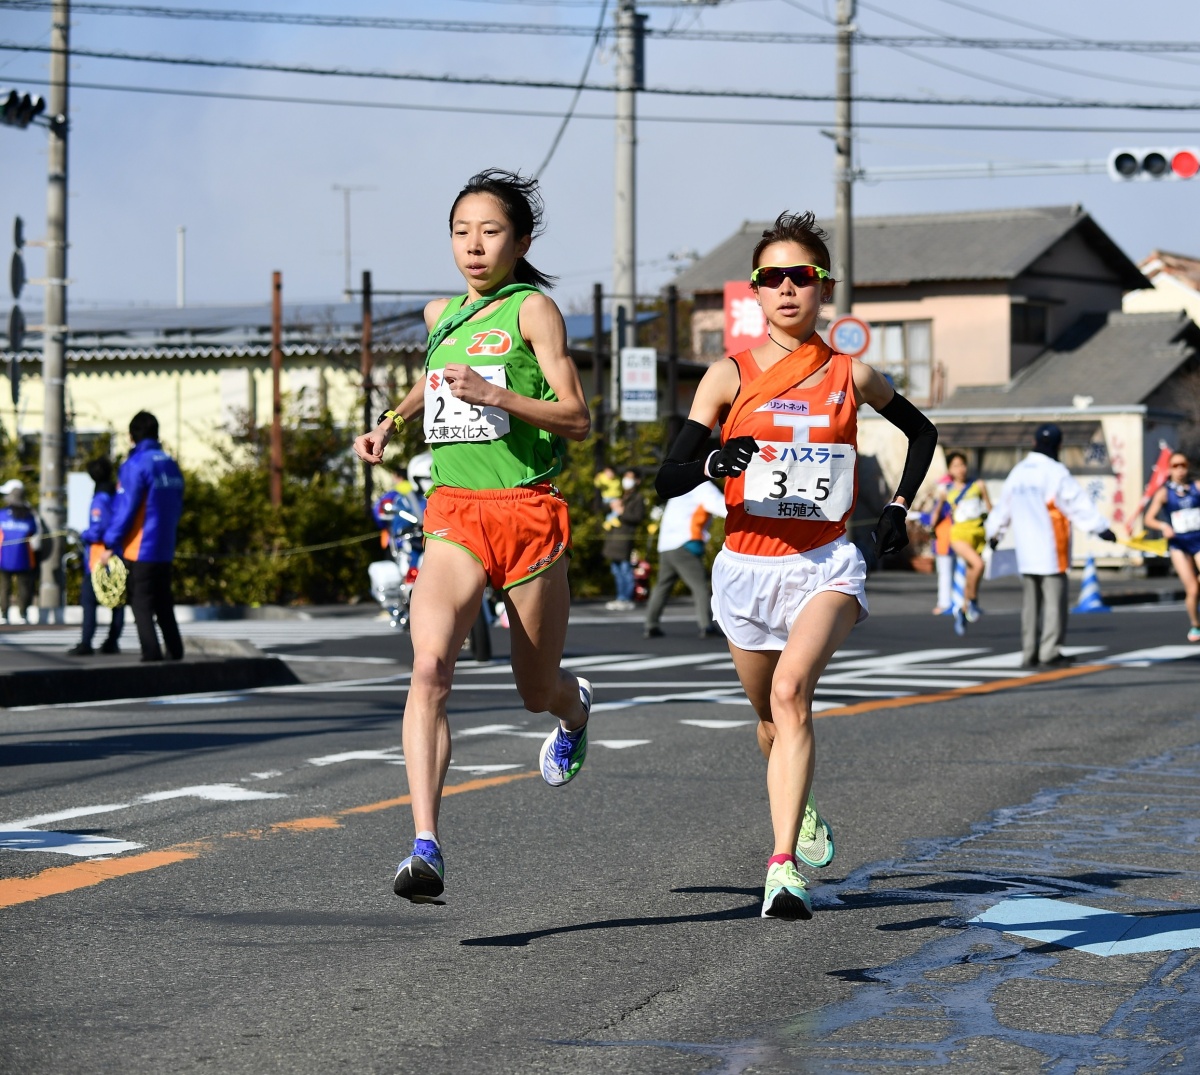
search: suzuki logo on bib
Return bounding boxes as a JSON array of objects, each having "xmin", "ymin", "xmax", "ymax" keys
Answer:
[
  {"xmin": 758, "ymin": 445, "xmax": 779, "ymax": 462},
  {"xmin": 428, "ymin": 372, "xmax": 442, "ymax": 390},
  {"xmin": 465, "ymin": 329, "xmax": 513, "ymax": 357}
]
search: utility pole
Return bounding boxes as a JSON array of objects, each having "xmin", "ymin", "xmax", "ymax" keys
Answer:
[
  {"xmin": 591, "ymin": 281, "xmax": 605, "ymax": 471},
  {"xmin": 270, "ymin": 271, "xmax": 283, "ymax": 508},
  {"xmin": 176, "ymin": 226, "xmax": 186, "ymax": 307},
  {"xmin": 612, "ymin": 0, "xmax": 644, "ymax": 360},
  {"xmin": 37, "ymin": 0, "xmax": 68, "ymax": 621},
  {"xmin": 833, "ymin": 0, "xmax": 855, "ymax": 316},
  {"xmin": 665, "ymin": 283, "xmax": 680, "ymax": 441},
  {"xmin": 332, "ymin": 184, "xmax": 374, "ymax": 302},
  {"xmin": 360, "ymin": 269, "xmax": 374, "ymax": 511}
]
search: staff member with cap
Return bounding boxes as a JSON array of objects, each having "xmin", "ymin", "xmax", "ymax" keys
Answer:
[
  {"xmin": 986, "ymin": 423, "xmax": 1117, "ymax": 668},
  {"xmin": 99, "ymin": 412, "xmax": 186, "ymax": 662},
  {"xmin": 0, "ymin": 478, "xmax": 44, "ymax": 625}
]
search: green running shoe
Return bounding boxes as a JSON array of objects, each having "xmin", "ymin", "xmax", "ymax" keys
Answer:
[
  {"xmin": 795, "ymin": 792, "xmax": 835, "ymax": 869},
  {"xmin": 761, "ymin": 859, "xmax": 813, "ymax": 920}
]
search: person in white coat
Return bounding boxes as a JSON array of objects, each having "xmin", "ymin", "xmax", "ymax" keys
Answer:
[
  {"xmin": 986, "ymin": 423, "xmax": 1116, "ymax": 668},
  {"xmin": 643, "ymin": 480, "xmax": 728, "ymax": 639}
]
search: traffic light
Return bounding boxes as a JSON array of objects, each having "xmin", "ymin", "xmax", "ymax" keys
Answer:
[
  {"xmin": 0, "ymin": 89, "xmax": 45, "ymax": 129},
  {"xmin": 1108, "ymin": 147, "xmax": 1200, "ymax": 182}
]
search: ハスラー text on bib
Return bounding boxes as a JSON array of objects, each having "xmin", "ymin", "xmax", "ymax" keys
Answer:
[{"xmin": 742, "ymin": 441, "xmax": 857, "ymax": 522}]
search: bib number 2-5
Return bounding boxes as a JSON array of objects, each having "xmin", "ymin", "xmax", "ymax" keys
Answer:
[{"xmin": 423, "ymin": 364, "xmax": 510, "ymax": 444}]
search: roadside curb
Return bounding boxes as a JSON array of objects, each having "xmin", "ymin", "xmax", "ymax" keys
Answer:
[{"xmin": 0, "ymin": 656, "xmax": 300, "ymax": 709}]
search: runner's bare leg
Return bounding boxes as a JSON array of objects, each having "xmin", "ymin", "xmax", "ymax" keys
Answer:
[
  {"xmin": 504, "ymin": 557, "xmax": 587, "ymax": 731},
  {"xmin": 403, "ymin": 538, "xmax": 487, "ymax": 837}
]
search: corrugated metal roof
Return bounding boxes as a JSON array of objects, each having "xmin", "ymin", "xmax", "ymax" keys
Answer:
[
  {"xmin": 944, "ymin": 310, "xmax": 1198, "ymax": 410},
  {"xmin": 4, "ymin": 302, "xmax": 657, "ymax": 352},
  {"xmin": 671, "ymin": 204, "xmax": 1147, "ymax": 293}
]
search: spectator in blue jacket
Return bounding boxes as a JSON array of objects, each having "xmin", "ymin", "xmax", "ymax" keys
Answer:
[
  {"xmin": 0, "ymin": 478, "xmax": 43, "ymax": 625},
  {"xmin": 100, "ymin": 412, "xmax": 185, "ymax": 662},
  {"xmin": 68, "ymin": 457, "xmax": 126, "ymax": 656}
]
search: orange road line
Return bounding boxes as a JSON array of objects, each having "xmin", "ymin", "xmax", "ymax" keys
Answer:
[
  {"xmin": 0, "ymin": 848, "xmax": 201, "ymax": 909},
  {"xmin": 0, "ymin": 770, "xmax": 537, "ymax": 910},
  {"xmin": 814, "ymin": 662, "xmax": 1107, "ymax": 719}
]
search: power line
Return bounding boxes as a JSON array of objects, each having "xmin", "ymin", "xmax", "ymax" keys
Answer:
[
  {"xmin": 4, "ymin": 41, "xmax": 1200, "ymax": 110},
  {"xmin": 534, "ymin": 0, "xmax": 607, "ymax": 178},
  {"xmin": 3, "ymin": 1, "xmax": 1200, "ymax": 53},
  {"xmin": 12, "ymin": 74, "xmax": 1198, "ymax": 135}
]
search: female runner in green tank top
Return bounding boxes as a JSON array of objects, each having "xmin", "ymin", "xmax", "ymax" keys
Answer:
[{"xmin": 353, "ymin": 170, "xmax": 593, "ymax": 904}]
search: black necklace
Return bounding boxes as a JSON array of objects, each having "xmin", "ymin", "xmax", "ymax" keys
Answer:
[{"xmin": 767, "ymin": 330, "xmax": 796, "ymax": 354}]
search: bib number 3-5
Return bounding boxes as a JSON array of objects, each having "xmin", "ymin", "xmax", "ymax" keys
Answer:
[
  {"xmin": 423, "ymin": 364, "xmax": 510, "ymax": 444},
  {"xmin": 742, "ymin": 441, "xmax": 856, "ymax": 522}
]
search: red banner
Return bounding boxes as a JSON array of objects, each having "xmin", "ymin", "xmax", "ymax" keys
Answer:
[{"xmin": 723, "ymin": 281, "xmax": 767, "ymax": 354}]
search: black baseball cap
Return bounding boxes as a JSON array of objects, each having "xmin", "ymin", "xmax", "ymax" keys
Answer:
[{"xmin": 1034, "ymin": 423, "xmax": 1062, "ymax": 453}]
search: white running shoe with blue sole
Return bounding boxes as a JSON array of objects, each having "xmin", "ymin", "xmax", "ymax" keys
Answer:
[{"xmin": 539, "ymin": 677, "xmax": 591, "ymax": 787}]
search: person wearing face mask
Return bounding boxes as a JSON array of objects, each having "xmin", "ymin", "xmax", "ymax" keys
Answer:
[
  {"xmin": 986, "ymin": 423, "xmax": 1118, "ymax": 668},
  {"xmin": 602, "ymin": 470, "xmax": 646, "ymax": 612}
]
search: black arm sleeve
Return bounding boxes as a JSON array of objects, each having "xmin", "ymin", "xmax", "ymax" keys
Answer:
[
  {"xmin": 878, "ymin": 392, "xmax": 938, "ymax": 505},
  {"xmin": 655, "ymin": 419, "xmax": 715, "ymax": 500}
]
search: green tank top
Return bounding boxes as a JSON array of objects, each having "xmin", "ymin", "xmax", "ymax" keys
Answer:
[{"xmin": 424, "ymin": 290, "xmax": 565, "ymax": 491}]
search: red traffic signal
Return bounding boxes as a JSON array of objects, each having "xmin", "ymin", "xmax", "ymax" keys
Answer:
[{"xmin": 1109, "ymin": 147, "xmax": 1200, "ymax": 182}]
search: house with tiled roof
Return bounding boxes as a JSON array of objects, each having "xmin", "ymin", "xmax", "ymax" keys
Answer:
[{"xmin": 1123, "ymin": 250, "xmax": 1200, "ymax": 323}]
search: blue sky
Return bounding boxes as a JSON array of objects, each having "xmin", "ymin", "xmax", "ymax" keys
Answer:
[{"xmin": 1, "ymin": 0, "xmax": 1198, "ymax": 314}]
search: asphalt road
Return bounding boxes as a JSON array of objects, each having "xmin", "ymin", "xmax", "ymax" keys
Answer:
[{"xmin": 3, "ymin": 598, "xmax": 1200, "ymax": 1074}]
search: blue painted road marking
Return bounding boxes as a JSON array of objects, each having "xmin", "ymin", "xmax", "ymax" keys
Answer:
[{"xmin": 971, "ymin": 895, "xmax": 1200, "ymax": 956}]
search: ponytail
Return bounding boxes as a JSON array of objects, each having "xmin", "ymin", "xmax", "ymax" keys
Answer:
[{"xmin": 514, "ymin": 255, "xmax": 557, "ymax": 291}]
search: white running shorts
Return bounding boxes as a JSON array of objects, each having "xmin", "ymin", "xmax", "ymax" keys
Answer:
[{"xmin": 711, "ymin": 536, "xmax": 868, "ymax": 651}]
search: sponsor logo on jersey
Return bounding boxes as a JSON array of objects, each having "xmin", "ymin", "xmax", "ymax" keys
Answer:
[
  {"xmin": 465, "ymin": 329, "xmax": 513, "ymax": 357},
  {"xmin": 757, "ymin": 399, "xmax": 810, "ymax": 415},
  {"xmin": 825, "ymin": 391, "xmax": 846, "ymax": 405}
]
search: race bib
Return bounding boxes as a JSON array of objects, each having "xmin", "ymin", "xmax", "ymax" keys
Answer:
[
  {"xmin": 1171, "ymin": 507, "xmax": 1200, "ymax": 534},
  {"xmin": 423, "ymin": 365, "xmax": 510, "ymax": 444},
  {"xmin": 742, "ymin": 441, "xmax": 856, "ymax": 522},
  {"xmin": 952, "ymin": 496, "xmax": 985, "ymax": 524}
]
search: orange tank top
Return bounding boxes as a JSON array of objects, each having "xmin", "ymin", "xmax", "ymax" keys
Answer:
[{"xmin": 722, "ymin": 343, "xmax": 858, "ymax": 557}]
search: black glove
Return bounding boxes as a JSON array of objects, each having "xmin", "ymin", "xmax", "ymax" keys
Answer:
[
  {"xmin": 1098, "ymin": 528, "xmax": 1117, "ymax": 543},
  {"xmin": 706, "ymin": 436, "xmax": 759, "ymax": 479},
  {"xmin": 868, "ymin": 501, "xmax": 902, "ymax": 559},
  {"xmin": 872, "ymin": 503, "xmax": 909, "ymax": 557},
  {"xmin": 988, "ymin": 537, "xmax": 999, "ymax": 551}
]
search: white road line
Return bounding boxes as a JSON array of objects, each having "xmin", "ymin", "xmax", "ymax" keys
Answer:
[
  {"xmin": 308, "ymin": 748, "xmax": 405, "ymax": 766},
  {"xmin": 5, "ymin": 783, "xmax": 287, "ymax": 829},
  {"xmin": 592, "ymin": 739, "xmax": 652, "ymax": 749},
  {"xmin": 680, "ymin": 719, "xmax": 755, "ymax": 729},
  {"xmin": 0, "ymin": 830, "xmax": 143, "ymax": 857},
  {"xmin": 1107, "ymin": 645, "xmax": 1199, "ymax": 665}
]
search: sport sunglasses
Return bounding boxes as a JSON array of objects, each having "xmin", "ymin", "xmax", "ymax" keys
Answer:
[{"xmin": 750, "ymin": 263, "xmax": 835, "ymax": 289}]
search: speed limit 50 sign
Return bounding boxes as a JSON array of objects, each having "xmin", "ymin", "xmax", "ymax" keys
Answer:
[{"xmin": 828, "ymin": 315, "xmax": 871, "ymax": 358}]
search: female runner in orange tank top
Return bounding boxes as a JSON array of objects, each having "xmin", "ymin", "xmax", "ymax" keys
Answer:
[{"xmin": 655, "ymin": 211, "xmax": 938, "ymax": 919}]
